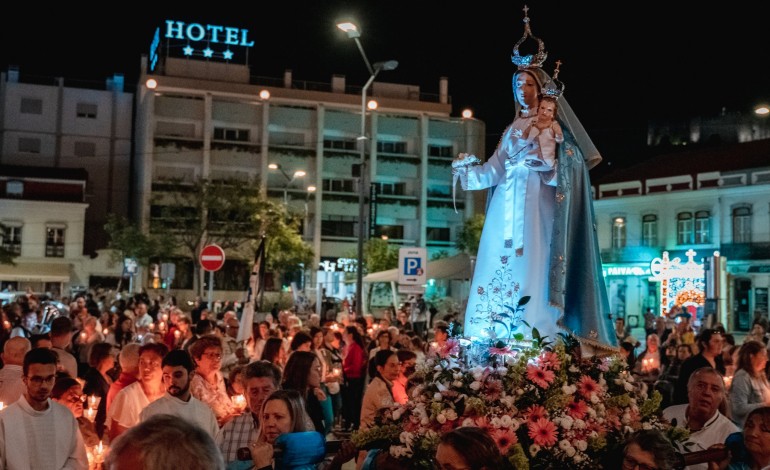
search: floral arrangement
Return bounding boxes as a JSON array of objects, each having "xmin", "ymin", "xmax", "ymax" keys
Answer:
[{"xmin": 352, "ymin": 333, "xmax": 674, "ymax": 469}]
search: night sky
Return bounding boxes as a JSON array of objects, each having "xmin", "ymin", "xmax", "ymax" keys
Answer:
[{"xmin": 2, "ymin": 2, "xmax": 768, "ymax": 174}]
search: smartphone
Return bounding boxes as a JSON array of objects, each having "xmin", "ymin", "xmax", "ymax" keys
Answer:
[{"xmin": 236, "ymin": 447, "xmax": 251, "ymax": 461}]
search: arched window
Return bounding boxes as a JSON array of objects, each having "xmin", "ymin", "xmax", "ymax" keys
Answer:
[
  {"xmin": 677, "ymin": 212, "xmax": 693, "ymax": 245},
  {"xmin": 732, "ymin": 206, "xmax": 752, "ymax": 243},
  {"xmin": 612, "ymin": 217, "xmax": 626, "ymax": 248},
  {"xmin": 695, "ymin": 210, "xmax": 710, "ymax": 244},
  {"xmin": 642, "ymin": 214, "xmax": 658, "ymax": 247}
]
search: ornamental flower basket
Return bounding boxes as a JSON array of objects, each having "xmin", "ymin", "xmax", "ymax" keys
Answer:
[{"xmin": 352, "ymin": 334, "xmax": 673, "ymax": 470}]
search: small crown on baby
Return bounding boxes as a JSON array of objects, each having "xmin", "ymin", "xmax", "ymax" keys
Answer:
[
  {"xmin": 542, "ymin": 60, "xmax": 566, "ymax": 99},
  {"xmin": 511, "ymin": 5, "xmax": 547, "ymax": 70}
]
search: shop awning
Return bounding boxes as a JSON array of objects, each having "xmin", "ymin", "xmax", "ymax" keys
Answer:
[
  {"xmin": 0, "ymin": 262, "xmax": 71, "ymax": 282},
  {"xmin": 363, "ymin": 253, "xmax": 473, "ymax": 283}
]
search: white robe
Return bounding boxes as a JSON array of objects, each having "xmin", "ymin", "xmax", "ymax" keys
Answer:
[
  {"xmin": 458, "ymin": 117, "xmax": 561, "ymax": 342},
  {"xmin": 0, "ymin": 395, "xmax": 88, "ymax": 470}
]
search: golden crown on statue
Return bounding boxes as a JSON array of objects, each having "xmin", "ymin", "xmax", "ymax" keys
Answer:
[
  {"xmin": 511, "ymin": 5, "xmax": 548, "ymax": 69},
  {"xmin": 542, "ymin": 60, "xmax": 566, "ymax": 99}
]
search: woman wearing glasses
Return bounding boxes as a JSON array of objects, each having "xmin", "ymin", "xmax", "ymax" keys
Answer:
[
  {"xmin": 190, "ymin": 334, "xmax": 237, "ymax": 426},
  {"xmin": 52, "ymin": 375, "xmax": 102, "ymax": 447}
]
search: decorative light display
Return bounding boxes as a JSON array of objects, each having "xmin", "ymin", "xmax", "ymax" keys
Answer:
[{"xmin": 650, "ymin": 249, "xmax": 705, "ymax": 317}]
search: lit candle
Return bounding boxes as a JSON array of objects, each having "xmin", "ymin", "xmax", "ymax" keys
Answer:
[
  {"xmin": 332, "ymin": 367, "xmax": 341, "ymax": 377},
  {"xmin": 231, "ymin": 394, "xmax": 247, "ymax": 411},
  {"xmin": 0, "ymin": 402, "xmax": 4, "ymax": 410},
  {"xmin": 84, "ymin": 407, "xmax": 97, "ymax": 421},
  {"xmin": 724, "ymin": 375, "xmax": 734, "ymax": 389},
  {"xmin": 102, "ymin": 328, "xmax": 109, "ymax": 335},
  {"xmin": 149, "ymin": 322, "xmax": 155, "ymax": 331},
  {"xmin": 93, "ymin": 440, "xmax": 106, "ymax": 464},
  {"xmin": 2, "ymin": 320, "xmax": 10, "ymax": 330},
  {"xmin": 158, "ymin": 321, "xmax": 166, "ymax": 332},
  {"xmin": 162, "ymin": 313, "xmax": 169, "ymax": 322},
  {"xmin": 80, "ymin": 332, "xmax": 87, "ymax": 341},
  {"xmin": 88, "ymin": 395, "xmax": 101, "ymax": 409},
  {"xmin": 174, "ymin": 330, "xmax": 182, "ymax": 339}
]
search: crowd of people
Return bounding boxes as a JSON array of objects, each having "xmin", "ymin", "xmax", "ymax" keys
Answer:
[{"xmin": 4, "ymin": 289, "xmax": 770, "ymax": 469}]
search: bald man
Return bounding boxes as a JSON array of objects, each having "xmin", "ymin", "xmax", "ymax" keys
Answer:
[{"xmin": 0, "ymin": 337, "xmax": 32, "ymax": 405}]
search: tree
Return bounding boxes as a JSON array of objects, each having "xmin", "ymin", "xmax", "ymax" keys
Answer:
[
  {"xmin": 0, "ymin": 222, "xmax": 19, "ymax": 266},
  {"xmin": 104, "ymin": 214, "xmax": 175, "ymax": 266},
  {"xmin": 151, "ymin": 178, "xmax": 313, "ymax": 295},
  {"xmin": 456, "ymin": 214, "xmax": 485, "ymax": 255},
  {"xmin": 342, "ymin": 237, "xmax": 399, "ymax": 278}
]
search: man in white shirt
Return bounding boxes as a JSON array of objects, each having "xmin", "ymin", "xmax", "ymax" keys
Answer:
[
  {"xmin": 133, "ymin": 299, "xmax": 153, "ymax": 335},
  {"xmin": 0, "ymin": 337, "xmax": 31, "ymax": 406},
  {"xmin": 140, "ymin": 349, "xmax": 218, "ymax": 438},
  {"xmin": 662, "ymin": 366, "xmax": 738, "ymax": 470},
  {"xmin": 0, "ymin": 347, "xmax": 88, "ymax": 469}
]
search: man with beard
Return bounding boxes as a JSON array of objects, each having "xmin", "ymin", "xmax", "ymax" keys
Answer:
[
  {"xmin": 0, "ymin": 347, "xmax": 89, "ymax": 469},
  {"xmin": 140, "ymin": 349, "xmax": 218, "ymax": 438}
]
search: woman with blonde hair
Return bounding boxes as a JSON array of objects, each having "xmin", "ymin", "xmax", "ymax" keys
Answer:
[{"xmin": 729, "ymin": 340, "xmax": 770, "ymax": 427}]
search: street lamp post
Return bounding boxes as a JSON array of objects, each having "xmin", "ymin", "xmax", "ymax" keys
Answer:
[
  {"xmin": 337, "ymin": 20, "xmax": 398, "ymax": 318},
  {"xmin": 269, "ymin": 163, "xmax": 305, "ymax": 204}
]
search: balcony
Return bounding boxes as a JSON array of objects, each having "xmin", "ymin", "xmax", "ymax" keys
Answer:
[{"xmin": 719, "ymin": 242, "xmax": 770, "ymax": 261}]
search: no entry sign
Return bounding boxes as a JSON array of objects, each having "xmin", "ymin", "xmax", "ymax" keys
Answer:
[{"xmin": 200, "ymin": 244, "xmax": 226, "ymax": 272}]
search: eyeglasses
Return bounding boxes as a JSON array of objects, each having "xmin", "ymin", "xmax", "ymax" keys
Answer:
[
  {"xmin": 203, "ymin": 352, "xmax": 223, "ymax": 360},
  {"xmin": 139, "ymin": 359, "xmax": 162, "ymax": 369},
  {"xmin": 622, "ymin": 456, "xmax": 658, "ymax": 470},
  {"xmin": 26, "ymin": 375, "xmax": 56, "ymax": 385},
  {"xmin": 66, "ymin": 394, "xmax": 87, "ymax": 404}
]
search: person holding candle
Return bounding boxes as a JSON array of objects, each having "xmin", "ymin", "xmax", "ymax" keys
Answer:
[
  {"xmin": 190, "ymin": 334, "xmax": 238, "ymax": 426},
  {"xmin": 0, "ymin": 347, "xmax": 89, "ymax": 469},
  {"xmin": 140, "ymin": 349, "xmax": 219, "ymax": 438},
  {"xmin": 634, "ymin": 334, "xmax": 668, "ymax": 383},
  {"xmin": 52, "ymin": 375, "xmax": 102, "ymax": 447},
  {"xmin": 728, "ymin": 341, "xmax": 770, "ymax": 428},
  {"xmin": 82, "ymin": 342, "xmax": 115, "ymax": 439}
]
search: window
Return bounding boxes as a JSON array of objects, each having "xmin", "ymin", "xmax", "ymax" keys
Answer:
[
  {"xmin": 20, "ymin": 98, "xmax": 42, "ymax": 114},
  {"xmin": 376, "ymin": 141, "xmax": 407, "ymax": 154},
  {"xmin": 377, "ymin": 225, "xmax": 404, "ymax": 240},
  {"xmin": 6, "ymin": 180, "xmax": 23, "ymax": 198},
  {"xmin": 428, "ymin": 144, "xmax": 453, "ymax": 158},
  {"xmin": 695, "ymin": 210, "xmax": 710, "ymax": 244},
  {"xmin": 732, "ymin": 206, "xmax": 752, "ymax": 243},
  {"xmin": 213, "ymin": 127, "xmax": 250, "ymax": 142},
  {"xmin": 18, "ymin": 137, "xmax": 41, "ymax": 154},
  {"xmin": 74, "ymin": 141, "xmax": 96, "ymax": 157},
  {"xmin": 611, "ymin": 217, "xmax": 626, "ymax": 248},
  {"xmin": 677, "ymin": 212, "xmax": 694, "ymax": 245},
  {"xmin": 323, "ymin": 138, "xmax": 356, "ymax": 151},
  {"xmin": 321, "ymin": 220, "xmax": 355, "ymax": 237},
  {"xmin": 1, "ymin": 225, "xmax": 22, "ymax": 255},
  {"xmin": 427, "ymin": 227, "xmax": 450, "ymax": 242},
  {"xmin": 373, "ymin": 182, "xmax": 406, "ymax": 196},
  {"xmin": 45, "ymin": 227, "xmax": 65, "ymax": 258},
  {"xmin": 322, "ymin": 179, "xmax": 355, "ymax": 193},
  {"xmin": 270, "ymin": 131, "xmax": 305, "ymax": 146},
  {"xmin": 76, "ymin": 102, "xmax": 97, "ymax": 119},
  {"xmin": 641, "ymin": 214, "xmax": 658, "ymax": 247}
]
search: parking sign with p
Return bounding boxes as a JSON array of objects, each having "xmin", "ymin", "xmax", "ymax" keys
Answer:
[{"xmin": 398, "ymin": 247, "xmax": 427, "ymax": 286}]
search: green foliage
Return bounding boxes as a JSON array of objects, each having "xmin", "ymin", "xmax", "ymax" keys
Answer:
[
  {"xmin": 430, "ymin": 250, "xmax": 450, "ymax": 260},
  {"xmin": 347, "ymin": 238, "xmax": 398, "ymax": 274},
  {"xmin": 104, "ymin": 214, "xmax": 176, "ymax": 266},
  {"xmin": 455, "ymin": 213, "xmax": 485, "ymax": 254}
]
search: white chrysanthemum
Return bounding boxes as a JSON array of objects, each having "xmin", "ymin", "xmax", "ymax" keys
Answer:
[
  {"xmin": 470, "ymin": 381, "xmax": 481, "ymax": 391},
  {"xmin": 500, "ymin": 396, "xmax": 516, "ymax": 409},
  {"xmin": 434, "ymin": 393, "xmax": 443, "ymax": 401},
  {"xmin": 509, "ymin": 418, "xmax": 521, "ymax": 432},
  {"xmin": 516, "ymin": 388, "xmax": 525, "ymax": 396},
  {"xmin": 562, "ymin": 384, "xmax": 577, "ymax": 395},
  {"xmin": 462, "ymin": 417, "xmax": 475, "ymax": 427},
  {"xmin": 573, "ymin": 419, "xmax": 586, "ymax": 429},
  {"xmin": 624, "ymin": 381, "xmax": 635, "ymax": 392},
  {"xmin": 390, "ymin": 445, "xmax": 413, "ymax": 458},
  {"xmin": 393, "ymin": 409, "xmax": 402, "ymax": 420},
  {"xmin": 500, "ymin": 414, "xmax": 513, "ymax": 428},
  {"xmin": 491, "ymin": 416, "xmax": 502, "ymax": 428},
  {"xmin": 445, "ymin": 409, "xmax": 458, "ymax": 421},
  {"xmin": 399, "ymin": 431, "xmax": 414, "ymax": 445},
  {"xmin": 530, "ymin": 444, "xmax": 541, "ymax": 456},
  {"xmin": 569, "ymin": 365, "xmax": 580, "ymax": 373},
  {"xmin": 561, "ymin": 416, "xmax": 574, "ymax": 430},
  {"xmin": 421, "ymin": 417, "xmax": 429, "ymax": 426},
  {"xmin": 590, "ymin": 393, "xmax": 600, "ymax": 404},
  {"xmin": 573, "ymin": 453, "xmax": 585, "ymax": 463},
  {"xmin": 565, "ymin": 446, "xmax": 577, "ymax": 457},
  {"xmin": 575, "ymin": 440, "xmax": 588, "ymax": 452},
  {"xmin": 558, "ymin": 439, "xmax": 572, "ymax": 451},
  {"xmin": 453, "ymin": 372, "xmax": 463, "ymax": 380}
]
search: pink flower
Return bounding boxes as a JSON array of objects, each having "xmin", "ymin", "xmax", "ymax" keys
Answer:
[
  {"xmin": 539, "ymin": 351, "xmax": 561, "ymax": 370},
  {"xmin": 474, "ymin": 416, "xmax": 492, "ymax": 432},
  {"xmin": 484, "ymin": 379, "xmax": 503, "ymax": 402},
  {"xmin": 526, "ymin": 405, "xmax": 547, "ymax": 424},
  {"xmin": 492, "ymin": 427, "xmax": 518, "ymax": 454},
  {"xmin": 528, "ymin": 418, "xmax": 558, "ymax": 447},
  {"xmin": 566, "ymin": 400, "xmax": 588, "ymax": 420},
  {"xmin": 526, "ymin": 363, "xmax": 555, "ymax": 389},
  {"xmin": 577, "ymin": 376, "xmax": 600, "ymax": 398}
]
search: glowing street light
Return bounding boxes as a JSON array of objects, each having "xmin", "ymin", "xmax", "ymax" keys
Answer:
[
  {"xmin": 754, "ymin": 104, "xmax": 770, "ymax": 116},
  {"xmin": 337, "ymin": 19, "xmax": 398, "ymax": 317},
  {"xmin": 269, "ymin": 163, "xmax": 306, "ymax": 203}
]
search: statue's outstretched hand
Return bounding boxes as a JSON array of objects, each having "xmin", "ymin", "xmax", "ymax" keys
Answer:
[{"xmin": 452, "ymin": 153, "xmax": 481, "ymax": 169}]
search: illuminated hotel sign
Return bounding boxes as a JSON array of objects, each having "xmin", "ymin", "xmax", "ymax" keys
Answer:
[
  {"xmin": 603, "ymin": 266, "xmax": 652, "ymax": 277},
  {"xmin": 149, "ymin": 20, "xmax": 255, "ymax": 70},
  {"xmin": 650, "ymin": 249, "xmax": 705, "ymax": 317}
]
